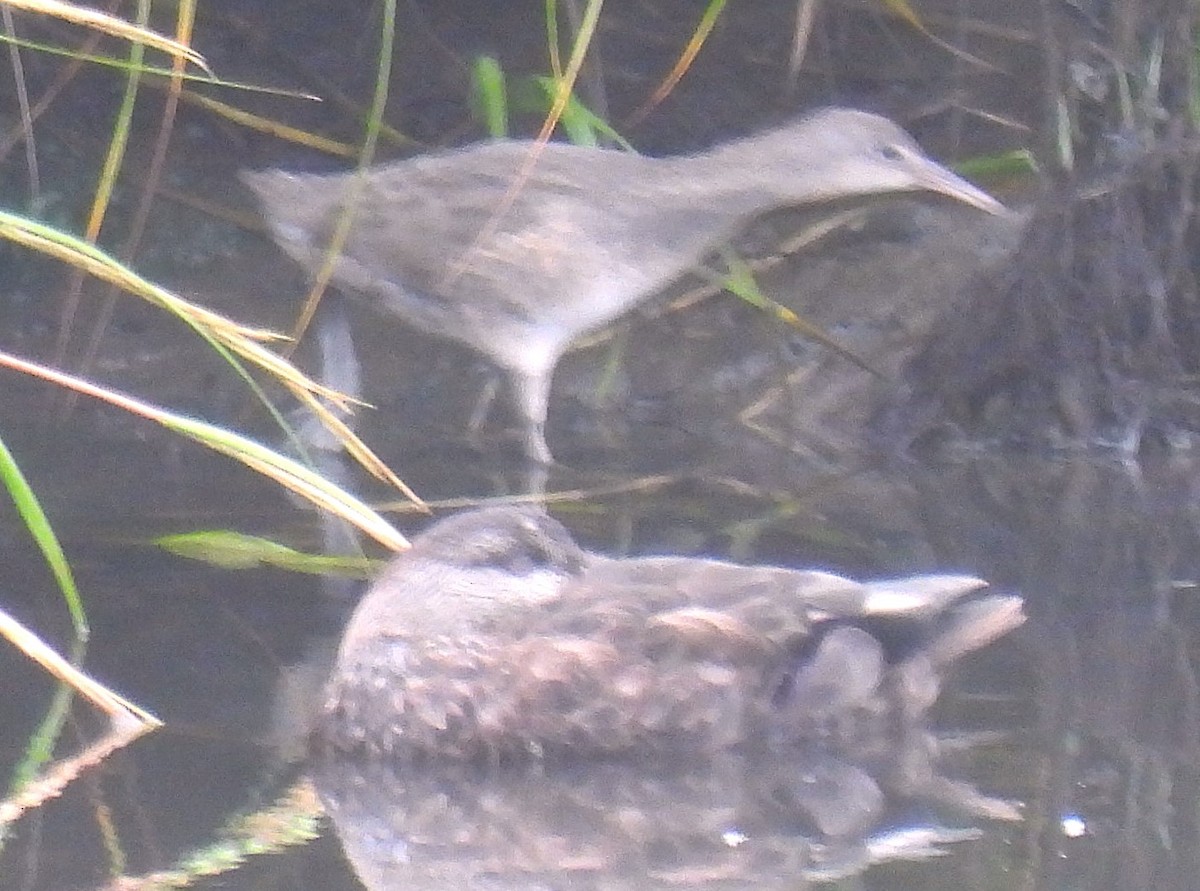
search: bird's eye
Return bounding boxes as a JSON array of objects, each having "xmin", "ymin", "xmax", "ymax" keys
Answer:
[
  {"xmin": 494, "ymin": 538, "xmax": 562, "ymax": 575},
  {"xmin": 500, "ymin": 547, "xmax": 538, "ymax": 574},
  {"xmin": 879, "ymin": 143, "xmax": 905, "ymax": 162}
]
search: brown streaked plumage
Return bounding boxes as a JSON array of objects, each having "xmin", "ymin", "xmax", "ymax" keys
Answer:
[
  {"xmin": 243, "ymin": 109, "xmax": 1004, "ymax": 462},
  {"xmin": 319, "ymin": 506, "xmax": 1023, "ymax": 760}
]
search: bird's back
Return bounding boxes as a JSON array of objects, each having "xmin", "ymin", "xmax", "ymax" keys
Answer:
[{"xmin": 320, "ymin": 546, "xmax": 1012, "ymax": 760}]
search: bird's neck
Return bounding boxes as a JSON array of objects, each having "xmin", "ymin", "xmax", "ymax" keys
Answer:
[{"xmin": 661, "ymin": 130, "xmax": 846, "ymax": 216}]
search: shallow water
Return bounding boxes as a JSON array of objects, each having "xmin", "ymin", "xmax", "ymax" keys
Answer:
[
  {"xmin": 1, "ymin": 391, "xmax": 1197, "ymax": 890},
  {"xmin": 0, "ymin": 1, "xmax": 1185, "ymax": 886}
]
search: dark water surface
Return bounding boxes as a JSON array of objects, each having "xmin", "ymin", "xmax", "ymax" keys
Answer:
[
  {"xmin": 1, "ymin": 398, "xmax": 1198, "ymax": 890},
  {"xmin": 0, "ymin": 1, "xmax": 1188, "ymax": 887}
]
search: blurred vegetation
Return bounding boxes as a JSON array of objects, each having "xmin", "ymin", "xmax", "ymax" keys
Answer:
[{"xmin": 4, "ymin": 0, "xmax": 1198, "ymax": 884}]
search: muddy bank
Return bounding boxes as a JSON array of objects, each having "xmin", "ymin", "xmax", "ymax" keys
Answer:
[{"xmin": 887, "ymin": 140, "xmax": 1200, "ymax": 456}]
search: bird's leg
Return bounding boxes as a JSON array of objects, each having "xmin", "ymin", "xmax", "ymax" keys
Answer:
[
  {"xmin": 508, "ymin": 369, "xmax": 554, "ymax": 464},
  {"xmin": 466, "ymin": 366, "xmax": 553, "ymax": 466},
  {"xmin": 466, "ymin": 371, "xmax": 502, "ymax": 449}
]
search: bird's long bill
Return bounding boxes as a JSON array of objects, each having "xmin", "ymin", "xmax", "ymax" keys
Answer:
[{"xmin": 915, "ymin": 158, "xmax": 1006, "ymax": 215}]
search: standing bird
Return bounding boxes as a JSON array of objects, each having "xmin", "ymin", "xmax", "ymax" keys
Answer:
[{"xmin": 244, "ymin": 109, "xmax": 1004, "ymax": 462}]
